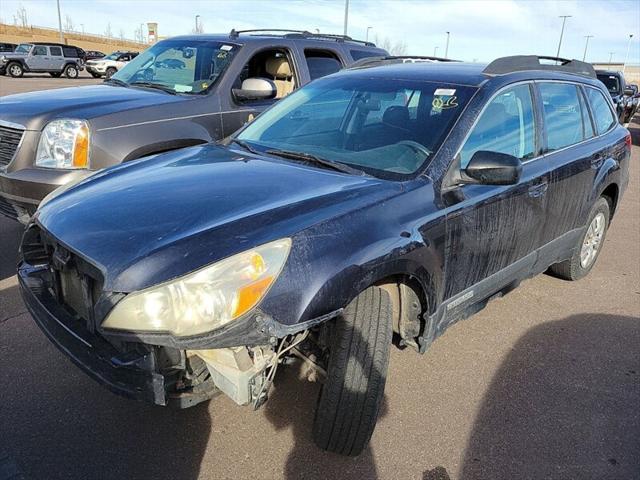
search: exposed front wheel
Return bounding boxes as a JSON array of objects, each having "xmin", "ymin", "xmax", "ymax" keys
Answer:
[
  {"xmin": 105, "ymin": 67, "xmax": 117, "ymax": 79},
  {"xmin": 549, "ymin": 197, "xmax": 610, "ymax": 281},
  {"xmin": 64, "ymin": 65, "xmax": 78, "ymax": 79},
  {"xmin": 7, "ymin": 62, "xmax": 23, "ymax": 78},
  {"xmin": 312, "ymin": 286, "xmax": 393, "ymax": 456}
]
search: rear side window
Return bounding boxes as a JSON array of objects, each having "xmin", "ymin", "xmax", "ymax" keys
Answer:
[
  {"xmin": 62, "ymin": 47, "xmax": 78, "ymax": 57},
  {"xmin": 304, "ymin": 50, "xmax": 342, "ymax": 80},
  {"xmin": 586, "ymin": 88, "xmax": 617, "ymax": 135},
  {"xmin": 597, "ymin": 74, "xmax": 620, "ymax": 94},
  {"xmin": 49, "ymin": 46, "xmax": 62, "ymax": 56},
  {"xmin": 350, "ymin": 49, "xmax": 380, "ymax": 61},
  {"xmin": 539, "ymin": 83, "xmax": 589, "ymax": 152},
  {"xmin": 460, "ymin": 84, "xmax": 536, "ymax": 168}
]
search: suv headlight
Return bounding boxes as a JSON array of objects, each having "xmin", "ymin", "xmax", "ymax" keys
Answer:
[
  {"xmin": 0, "ymin": 56, "xmax": 7, "ymax": 64},
  {"xmin": 36, "ymin": 119, "xmax": 90, "ymax": 169},
  {"xmin": 102, "ymin": 238, "xmax": 292, "ymax": 337}
]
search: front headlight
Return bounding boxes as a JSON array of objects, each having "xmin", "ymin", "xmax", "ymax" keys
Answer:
[
  {"xmin": 36, "ymin": 119, "xmax": 90, "ymax": 169},
  {"xmin": 0, "ymin": 56, "xmax": 7, "ymax": 64},
  {"xmin": 102, "ymin": 238, "xmax": 292, "ymax": 337}
]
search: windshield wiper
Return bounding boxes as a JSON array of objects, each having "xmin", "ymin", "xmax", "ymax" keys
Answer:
[
  {"xmin": 265, "ymin": 149, "xmax": 364, "ymax": 176},
  {"xmin": 129, "ymin": 81, "xmax": 177, "ymax": 95},
  {"xmin": 103, "ymin": 77, "xmax": 129, "ymax": 88},
  {"xmin": 229, "ymin": 138, "xmax": 262, "ymax": 155}
]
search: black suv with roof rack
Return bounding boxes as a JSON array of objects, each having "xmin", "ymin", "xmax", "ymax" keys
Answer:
[
  {"xmin": 0, "ymin": 29, "xmax": 386, "ymax": 223},
  {"xmin": 19, "ymin": 55, "xmax": 630, "ymax": 456},
  {"xmin": 596, "ymin": 69, "xmax": 636, "ymax": 125},
  {"xmin": 0, "ymin": 42, "xmax": 84, "ymax": 78}
]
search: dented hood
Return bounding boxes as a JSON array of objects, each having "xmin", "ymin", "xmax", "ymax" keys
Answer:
[{"xmin": 36, "ymin": 144, "xmax": 401, "ymax": 292}]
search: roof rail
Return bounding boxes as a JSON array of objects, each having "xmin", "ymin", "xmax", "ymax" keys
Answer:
[
  {"xmin": 349, "ymin": 55, "xmax": 459, "ymax": 69},
  {"xmin": 483, "ymin": 55, "xmax": 596, "ymax": 78},
  {"xmin": 228, "ymin": 28, "xmax": 376, "ymax": 46}
]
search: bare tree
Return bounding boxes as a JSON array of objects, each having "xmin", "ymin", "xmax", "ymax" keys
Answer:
[
  {"xmin": 15, "ymin": 5, "xmax": 28, "ymax": 27},
  {"xmin": 134, "ymin": 25, "xmax": 144, "ymax": 43},
  {"xmin": 374, "ymin": 35, "xmax": 407, "ymax": 56},
  {"xmin": 104, "ymin": 22, "xmax": 112, "ymax": 38},
  {"xmin": 119, "ymin": 28, "xmax": 125, "ymax": 41},
  {"xmin": 64, "ymin": 14, "xmax": 74, "ymax": 32}
]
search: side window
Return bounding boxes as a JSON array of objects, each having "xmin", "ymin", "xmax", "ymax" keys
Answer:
[
  {"xmin": 62, "ymin": 47, "xmax": 77, "ymax": 57},
  {"xmin": 586, "ymin": 88, "xmax": 617, "ymax": 135},
  {"xmin": 304, "ymin": 50, "xmax": 342, "ymax": 81},
  {"xmin": 539, "ymin": 83, "xmax": 588, "ymax": 152},
  {"xmin": 234, "ymin": 49, "xmax": 297, "ymax": 101},
  {"xmin": 49, "ymin": 46, "xmax": 62, "ymax": 56},
  {"xmin": 460, "ymin": 84, "xmax": 536, "ymax": 168},
  {"xmin": 350, "ymin": 50, "xmax": 380, "ymax": 61},
  {"xmin": 33, "ymin": 46, "xmax": 47, "ymax": 56}
]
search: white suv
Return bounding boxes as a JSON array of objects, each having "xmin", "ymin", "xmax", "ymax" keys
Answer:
[{"xmin": 85, "ymin": 51, "xmax": 138, "ymax": 79}]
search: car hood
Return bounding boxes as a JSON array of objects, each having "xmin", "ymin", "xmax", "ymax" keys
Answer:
[
  {"xmin": 0, "ymin": 84, "xmax": 186, "ymax": 130},
  {"xmin": 36, "ymin": 144, "xmax": 402, "ymax": 292}
]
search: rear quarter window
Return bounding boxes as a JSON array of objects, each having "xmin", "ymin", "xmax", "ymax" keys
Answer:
[
  {"xmin": 586, "ymin": 88, "xmax": 617, "ymax": 135},
  {"xmin": 304, "ymin": 50, "xmax": 343, "ymax": 80},
  {"xmin": 62, "ymin": 47, "xmax": 79, "ymax": 58},
  {"xmin": 350, "ymin": 50, "xmax": 380, "ymax": 61}
]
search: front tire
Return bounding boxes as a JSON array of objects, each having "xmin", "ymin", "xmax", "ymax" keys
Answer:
[
  {"xmin": 7, "ymin": 62, "xmax": 23, "ymax": 78},
  {"xmin": 64, "ymin": 65, "xmax": 78, "ymax": 79},
  {"xmin": 312, "ymin": 286, "xmax": 393, "ymax": 456},
  {"xmin": 105, "ymin": 67, "xmax": 117, "ymax": 79},
  {"xmin": 549, "ymin": 197, "xmax": 610, "ymax": 281}
]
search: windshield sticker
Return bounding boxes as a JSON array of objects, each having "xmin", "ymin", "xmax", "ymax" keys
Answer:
[
  {"xmin": 434, "ymin": 88, "xmax": 456, "ymax": 96},
  {"xmin": 217, "ymin": 51, "xmax": 228, "ymax": 59},
  {"xmin": 221, "ymin": 45, "xmax": 233, "ymax": 51},
  {"xmin": 174, "ymin": 84, "xmax": 194, "ymax": 93},
  {"xmin": 432, "ymin": 96, "xmax": 458, "ymax": 110}
]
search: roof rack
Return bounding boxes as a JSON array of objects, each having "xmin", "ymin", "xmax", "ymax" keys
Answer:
[
  {"xmin": 349, "ymin": 55, "xmax": 459, "ymax": 69},
  {"xmin": 228, "ymin": 29, "xmax": 376, "ymax": 46},
  {"xmin": 483, "ymin": 55, "xmax": 596, "ymax": 78}
]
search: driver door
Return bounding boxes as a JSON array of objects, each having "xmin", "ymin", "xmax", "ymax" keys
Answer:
[{"xmin": 442, "ymin": 83, "xmax": 549, "ymax": 306}]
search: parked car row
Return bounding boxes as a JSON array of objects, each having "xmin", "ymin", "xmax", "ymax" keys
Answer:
[
  {"xmin": 596, "ymin": 69, "xmax": 639, "ymax": 125},
  {"xmin": 0, "ymin": 30, "xmax": 632, "ymax": 456}
]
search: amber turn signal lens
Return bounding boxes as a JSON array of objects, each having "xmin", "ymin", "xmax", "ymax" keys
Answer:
[
  {"xmin": 233, "ymin": 275, "xmax": 275, "ymax": 319},
  {"xmin": 72, "ymin": 124, "xmax": 89, "ymax": 168}
]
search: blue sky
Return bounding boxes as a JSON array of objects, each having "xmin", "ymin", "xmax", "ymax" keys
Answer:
[{"xmin": 2, "ymin": 0, "xmax": 639, "ymax": 63}]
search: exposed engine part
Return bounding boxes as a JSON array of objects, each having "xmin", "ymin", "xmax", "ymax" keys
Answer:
[
  {"xmin": 190, "ymin": 345, "xmax": 275, "ymax": 406},
  {"xmin": 291, "ymin": 346, "xmax": 327, "ymax": 382}
]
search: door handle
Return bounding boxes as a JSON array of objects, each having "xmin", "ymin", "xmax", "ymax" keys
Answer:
[
  {"xmin": 528, "ymin": 182, "xmax": 548, "ymax": 198},
  {"xmin": 590, "ymin": 154, "xmax": 604, "ymax": 169}
]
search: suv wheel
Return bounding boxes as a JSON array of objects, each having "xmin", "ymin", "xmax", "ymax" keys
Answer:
[
  {"xmin": 105, "ymin": 67, "xmax": 117, "ymax": 79},
  {"xmin": 7, "ymin": 62, "xmax": 23, "ymax": 78},
  {"xmin": 549, "ymin": 197, "xmax": 610, "ymax": 281},
  {"xmin": 89, "ymin": 72, "xmax": 101, "ymax": 78},
  {"xmin": 312, "ymin": 286, "xmax": 392, "ymax": 456},
  {"xmin": 64, "ymin": 65, "xmax": 79, "ymax": 79},
  {"xmin": 49, "ymin": 72, "xmax": 62, "ymax": 78}
]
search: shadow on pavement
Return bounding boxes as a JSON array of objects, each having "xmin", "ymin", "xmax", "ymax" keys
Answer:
[
  {"xmin": 0, "ymin": 217, "xmax": 23, "ymax": 281},
  {"xmin": 460, "ymin": 314, "xmax": 640, "ymax": 480}
]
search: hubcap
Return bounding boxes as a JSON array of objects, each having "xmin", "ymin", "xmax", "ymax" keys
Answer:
[
  {"xmin": 9, "ymin": 65, "xmax": 20, "ymax": 75},
  {"xmin": 69, "ymin": 68, "xmax": 77, "ymax": 77},
  {"xmin": 580, "ymin": 212, "xmax": 605, "ymax": 268}
]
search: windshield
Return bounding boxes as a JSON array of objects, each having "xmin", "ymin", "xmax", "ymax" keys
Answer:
[
  {"xmin": 112, "ymin": 39, "xmax": 238, "ymax": 94},
  {"xmin": 237, "ymin": 75, "xmax": 475, "ymax": 177},
  {"xmin": 103, "ymin": 52, "xmax": 121, "ymax": 61},
  {"xmin": 597, "ymin": 74, "xmax": 621, "ymax": 94},
  {"xmin": 15, "ymin": 43, "xmax": 32, "ymax": 54}
]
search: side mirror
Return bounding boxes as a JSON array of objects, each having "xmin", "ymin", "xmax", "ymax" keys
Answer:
[
  {"xmin": 233, "ymin": 78, "xmax": 276, "ymax": 101},
  {"xmin": 623, "ymin": 87, "xmax": 635, "ymax": 96},
  {"xmin": 464, "ymin": 150, "xmax": 522, "ymax": 185}
]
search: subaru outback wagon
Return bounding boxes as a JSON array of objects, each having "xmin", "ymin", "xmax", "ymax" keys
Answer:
[
  {"xmin": 0, "ymin": 29, "xmax": 385, "ymax": 223},
  {"xmin": 20, "ymin": 55, "xmax": 630, "ymax": 456}
]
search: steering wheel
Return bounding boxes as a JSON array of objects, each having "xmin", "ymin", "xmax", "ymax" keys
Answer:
[{"xmin": 396, "ymin": 140, "xmax": 431, "ymax": 157}]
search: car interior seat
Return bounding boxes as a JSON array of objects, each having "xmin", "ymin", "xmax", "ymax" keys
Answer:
[{"xmin": 266, "ymin": 57, "xmax": 294, "ymax": 98}]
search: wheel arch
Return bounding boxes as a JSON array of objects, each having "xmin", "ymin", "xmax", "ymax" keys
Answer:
[{"xmin": 600, "ymin": 182, "xmax": 619, "ymax": 219}]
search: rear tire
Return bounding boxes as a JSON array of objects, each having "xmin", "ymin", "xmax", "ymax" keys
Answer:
[
  {"xmin": 549, "ymin": 197, "xmax": 610, "ymax": 281},
  {"xmin": 7, "ymin": 62, "xmax": 23, "ymax": 78},
  {"xmin": 105, "ymin": 67, "xmax": 117, "ymax": 79},
  {"xmin": 312, "ymin": 286, "xmax": 393, "ymax": 456},
  {"xmin": 64, "ymin": 65, "xmax": 78, "ymax": 79}
]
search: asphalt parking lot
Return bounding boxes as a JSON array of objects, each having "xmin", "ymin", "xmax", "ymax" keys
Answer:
[{"xmin": 0, "ymin": 76, "xmax": 638, "ymax": 480}]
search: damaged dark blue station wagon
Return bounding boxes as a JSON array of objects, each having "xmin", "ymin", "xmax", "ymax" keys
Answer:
[{"xmin": 19, "ymin": 55, "xmax": 630, "ymax": 456}]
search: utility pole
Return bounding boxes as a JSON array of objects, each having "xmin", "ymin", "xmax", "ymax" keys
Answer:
[
  {"xmin": 366, "ymin": 26, "xmax": 372, "ymax": 42},
  {"xmin": 556, "ymin": 15, "xmax": 572, "ymax": 60},
  {"xmin": 434, "ymin": 46, "xmax": 439, "ymax": 57},
  {"xmin": 623, "ymin": 34, "xmax": 634, "ymax": 74},
  {"xmin": 56, "ymin": 0, "xmax": 64, "ymax": 43},
  {"xmin": 444, "ymin": 31, "xmax": 450, "ymax": 59},
  {"xmin": 195, "ymin": 15, "xmax": 200, "ymax": 33},
  {"xmin": 343, "ymin": 0, "xmax": 349, "ymax": 36},
  {"xmin": 140, "ymin": 23, "xmax": 145, "ymax": 43},
  {"xmin": 582, "ymin": 35, "xmax": 593, "ymax": 62},
  {"xmin": 608, "ymin": 51, "xmax": 615, "ymax": 64}
]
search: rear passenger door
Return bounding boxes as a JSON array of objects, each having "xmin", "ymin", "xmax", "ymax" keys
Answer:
[
  {"xmin": 48, "ymin": 46, "xmax": 64, "ymax": 71},
  {"xmin": 535, "ymin": 82, "xmax": 603, "ymax": 257}
]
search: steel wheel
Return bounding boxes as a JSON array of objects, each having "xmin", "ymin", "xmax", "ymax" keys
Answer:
[
  {"xmin": 580, "ymin": 212, "xmax": 605, "ymax": 268},
  {"xmin": 8, "ymin": 63, "xmax": 23, "ymax": 77}
]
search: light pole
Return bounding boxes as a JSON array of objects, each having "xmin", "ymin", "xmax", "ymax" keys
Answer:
[
  {"xmin": 582, "ymin": 35, "xmax": 593, "ymax": 62},
  {"xmin": 195, "ymin": 15, "xmax": 200, "ymax": 33},
  {"xmin": 343, "ymin": 0, "xmax": 349, "ymax": 36},
  {"xmin": 556, "ymin": 15, "xmax": 572, "ymax": 60},
  {"xmin": 366, "ymin": 26, "xmax": 372, "ymax": 42},
  {"xmin": 56, "ymin": 0, "xmax": 64, "ymax": 43},
  {"xmin": 80, "ymin": 23, "xmax": 84, "ymax": 34},
  {"xmin": 434, "ymin": 46, "xmax": 439, "ymax": 57},
  {"xmin": 608, "ymin": 51, "xmax": 615, "ymax": 64},
  {"xmin": 140, "ymin": 23, "xmax": 145, "ymax": 43},
  {"xmin": 444, "ymin": 31, "xmax": 450, "ymax": 59},
  {"xmin": 623, "ymin": 34, "xmax": 634, "ymax": 74}
]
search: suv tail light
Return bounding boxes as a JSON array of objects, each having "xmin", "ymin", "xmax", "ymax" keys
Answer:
[{"xmin": 625, "ymin": 133, "xmax": 632, "ymax": 149}]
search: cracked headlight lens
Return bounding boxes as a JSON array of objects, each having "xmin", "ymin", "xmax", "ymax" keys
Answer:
[
  {"xmin": 36, "ymin": 119, "xmax": 90, "ymax": 169},
  {"xmin": 102, "ymin": 239, "xmax": 291, "ymax": 337}
]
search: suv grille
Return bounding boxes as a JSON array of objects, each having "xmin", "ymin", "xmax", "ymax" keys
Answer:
[
  {"xmin": 0, "ymin": 195, "xmax": 18, "ymax": 220},
  {"xmin": 0, "ymin": 125, "xmax": 24, "ymax": 167}
]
